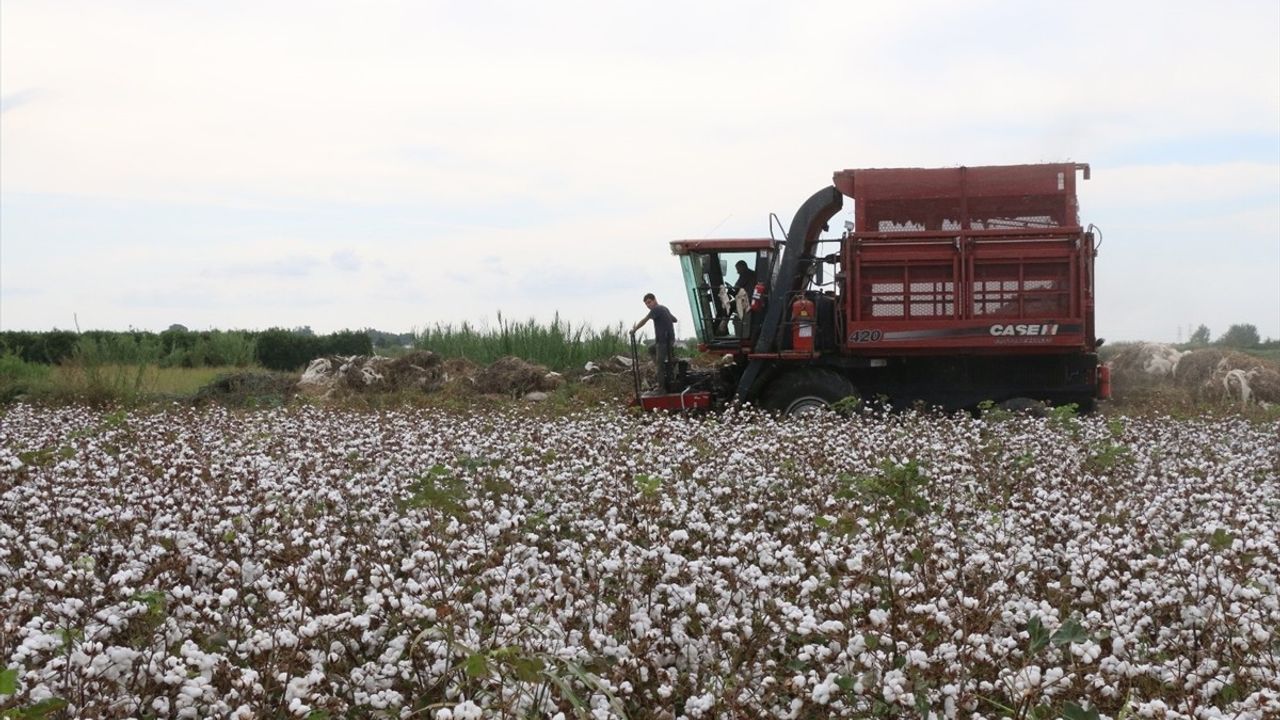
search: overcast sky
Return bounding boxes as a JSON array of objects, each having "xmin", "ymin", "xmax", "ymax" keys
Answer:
[{"xmin": 2, "ymin": 0, "xmax": 1278, "ymax": 342}]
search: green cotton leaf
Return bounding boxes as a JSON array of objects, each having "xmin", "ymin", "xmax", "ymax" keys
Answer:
[
  {"xmin": 1052, "ymin": 618, "xmax": 1088, "ymax": 646},
  {"xmin": 634, "ymin": 473, "xmax": 662, "ymax": 497},
  {"xmin": 1210, "ymin": 528, "xmax": 1235, "ymax": 551},
  {"xmin": 130, "ymin": 590, "xmax": 166, "ymax": 617},
  {"xmin": 1027, "ymin": 616, "xmax": 1050, "ymax": 653},
  {"xmin": 834, "ymin": 675, "xmax": 855, "ymax": 692},
  {"xmin": 0, "ymin": 667, "xmax": 17, "ymax": 695},
  {"xmin": 464, "ymin": 652, "xmax": 489, "ymax": 678},
  {"xmin": 10, "ymin": 697, "xmax": 69, "ymax": 718},
  {"xmin": 511, "ymin": 656, "xmax": 546, "ymax": 683},
  {"xmin": 863, "ymin": 633, "xmax": 880, "ymax": 650},
  {"xmin": 914, "ymin": 690, "xmax": 931, "ymax": 716},
  {"xmin": 542, "ymin": 669, "xmax": 587, "ymax": 711},
  {"xmin": 813, "ymin": 516, "xmax": 833, "ymax": 529},
  {"xmin": 1062, "ymin": 701, "xmax": 1101, "ymax": 720},
  {"xmin": 402, "ymin": 473, "xmax": 469, "ymax": 517}
]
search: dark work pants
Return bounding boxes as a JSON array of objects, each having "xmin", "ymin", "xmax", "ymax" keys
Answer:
[{"xmin": 655, "ymin": 339, "xmax": 672, "ymax": 392}]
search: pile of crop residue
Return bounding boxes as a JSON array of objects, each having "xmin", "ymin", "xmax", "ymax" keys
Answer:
[
  {"xmin": 1107, "ymin": 343, "xmax": 1280, "ymax": 407},
  {"xmin": 297, "ymin": 350, "xmax": 448, "ymax": 399},
  {"xmin": 295, "ymin": 352, "xmax": 571, "ymax": 401},
  {"xmin": 470, "ymin": 356, "xmax": 563, "ymax": 398},
  {"xmin": 192, "ymin": 370, "xmax": 299, "ymax": 407}
]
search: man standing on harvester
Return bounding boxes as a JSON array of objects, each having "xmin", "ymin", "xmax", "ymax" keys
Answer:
[{"xmin": 632, "ymin": 293, "xmax": 678, "ymax": 392}]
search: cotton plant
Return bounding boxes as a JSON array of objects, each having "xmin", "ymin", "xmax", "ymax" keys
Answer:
[{"xmin": 0, "ymin": 403, "xmax": 1276, "ymax": 718}]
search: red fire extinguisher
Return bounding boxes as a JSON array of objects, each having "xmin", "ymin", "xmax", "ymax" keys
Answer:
[
  {"xmin": 1098, "ymin": 364, "xmax": 1112, "ymax": 400},
  {"xmin": 791, "ymin": 296, "xmax": 816, "ymax": 353},
  {"xmin": 748, "ymin": 283, "xmax": 766, "ymax": 313}
]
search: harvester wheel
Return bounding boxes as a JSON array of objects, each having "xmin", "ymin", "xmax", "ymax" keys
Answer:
[
  {"xmin": 998, "ymin": 397, "xmax": 1049, "ymax": 417},
  {"xmin": 761, "ymin": 368, "xmax": 857, "ymax": 416}
]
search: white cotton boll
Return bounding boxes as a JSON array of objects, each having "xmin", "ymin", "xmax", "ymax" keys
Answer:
[
  {"xmin": 1137, "ymin": 699, "xmax": 1168, "ymax": 718},
  {"xmin": 684, "ymin": 692, "xmax": 715, "ymax": 717},
  {"xmin": 869, "ymin": 608, "xmax": 889, "ymax": 626},
  {"xmin": 811, "ymin": 674, "xmax": 840, "ymax": 705},
  {"xmin": 219, "ymin": 589, "xmax": 238, "ymax": 606},
  {"xmin": 1071, "ymin": 641, "xmax": 1102, "ymax": 663},
  {"xmin": 452, "ymin": 700, "xmax": 482, "ymax": 720},
  {"xmin": 1015, "ymin": 666, "xmax": 1041, "ymax": 696},
  {"xmin": 670, "ymin": 529, "xmax": 689, "ymax": 542}
]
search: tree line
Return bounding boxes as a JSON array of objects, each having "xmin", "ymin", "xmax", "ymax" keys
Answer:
[
  {"xmin": 1187, "ymin": 323, "xmax": 1275, "ymax": 348},
  {"xmin": 0, "ymin": 328, "xmax": 373, "ymax": 372}
]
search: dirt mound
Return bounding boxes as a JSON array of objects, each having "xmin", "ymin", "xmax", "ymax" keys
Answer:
[
  {"xmin": 1108, "ymin": 342, "xmax": 1185, "ymax": 386},
  {"xmin": 473, "ymin": 356, "xmax": 563, "ymax": 397},
  {"xmin": 1174, "ymin": 349, "xmax": 1280, "ymax": 406},
  {"xmin": 1106, "ymin": 343, "xmax": 1280, "ymax": 407},
  {"xmin": 436, "ymin": 357, "xmax": 481, "ymax": 394},
  {"xmin": 299, "ymin": 352, "xmax": 447, "ymax": 398},
  {"xmin": 194, "ymin": 371, "xmax": 297, "ymax": 407},
  {"xmin": 384, "ymin": 351, "xmax": 447, "ymax": 390}
]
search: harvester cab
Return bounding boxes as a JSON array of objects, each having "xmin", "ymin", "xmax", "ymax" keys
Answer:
[
  {"xmin": 629, "ymin": 238, "xmax": 781, "ymax": 412},
  {"xmin": 668, "ymin": 238, "xmax": 779, "ymax": 351}
]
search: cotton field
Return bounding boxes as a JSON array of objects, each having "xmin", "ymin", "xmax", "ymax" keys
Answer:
[{"xmin": 1, "ymin": 404, "xmax": 1277, "ymax": 719}]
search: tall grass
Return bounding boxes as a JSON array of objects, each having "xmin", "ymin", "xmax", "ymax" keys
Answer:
[
  {"xmin": 0, "ymin": 352, "xmax": 52, "ymax": 402},
  {"xmin": 414, "ymin": 313, "xmax": 631, "ymax": 371},
  {"xmin": 63, "ymin": 335, "xmax": 162, "ymax": 404},
  {"xmin": 39, "ymin": 335, "xmax": 260, "ymax": 404}
]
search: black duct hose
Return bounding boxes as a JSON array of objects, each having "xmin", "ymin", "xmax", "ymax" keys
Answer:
[{"xmin": 736, "ymin": 186, "xmax": 844, "ymax": 403}]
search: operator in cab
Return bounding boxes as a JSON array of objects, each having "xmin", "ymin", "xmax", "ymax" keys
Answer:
[
  {"xmin": 732, "ymin": 260, "xmax": 757, "ymax": 318},
  {"xmin": 632, "ymin": 293, "xmax": 678, "ymax": 392}
]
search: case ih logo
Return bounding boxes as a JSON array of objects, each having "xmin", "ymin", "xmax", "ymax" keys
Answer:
[{"xmin": 989, "ymin": 323, "xmax": 1060, "ymax": 337}]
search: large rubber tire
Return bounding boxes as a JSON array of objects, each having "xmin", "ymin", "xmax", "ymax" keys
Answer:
[
  {"xmin": 999, "ymin": 397, "xmax": 1049, "ymax": 417},
  {"xmin": 760, "ymin": 368, "xmax": 857, "ymax": 416}
]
